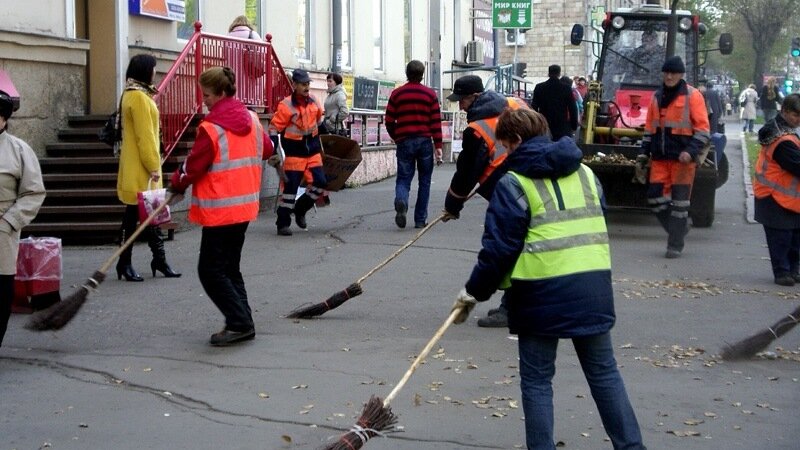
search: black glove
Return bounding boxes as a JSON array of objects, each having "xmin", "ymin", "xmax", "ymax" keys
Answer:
[{"xmin": 270, "ymin": 135, "xmax": 279, "ymax": 150}]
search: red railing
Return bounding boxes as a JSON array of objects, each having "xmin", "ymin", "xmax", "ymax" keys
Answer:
[{"xmin": 154, "ymin": 22, "xmax": 292, "ymax": 161}]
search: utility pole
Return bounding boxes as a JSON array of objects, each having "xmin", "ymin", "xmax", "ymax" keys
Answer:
[{"xmin": 428, "ymin": 0, "xmax": 442, "ymax": 100}]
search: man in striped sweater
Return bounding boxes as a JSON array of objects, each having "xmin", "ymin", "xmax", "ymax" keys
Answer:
[{"xmin": 385, "ymin": 60, "xmax": 443, "ymax": 229}]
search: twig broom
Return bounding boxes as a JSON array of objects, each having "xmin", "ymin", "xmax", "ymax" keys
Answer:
[
  {"xmin": 322, "ymin": 305, "xmax": 462, "ymax": 449},
  {"xmin": 287, "ymin": 214, "xmax": 445, "ymax": 318},
  {"xmin": 25, "ymin": 196, "xmax": 173, "ymax": 331},
  {"xmin": 720, "ymin": 304, "xmax": 800, "ymax": 360}
]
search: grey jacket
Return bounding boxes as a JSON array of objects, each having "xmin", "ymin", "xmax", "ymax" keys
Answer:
[
  {"xmin": 0, "ymin": 130, "xmax": 45, "ymax": 274},
  {"xmin": 323, "ymin": 84, "xmax": 349, "ymax": 133}
]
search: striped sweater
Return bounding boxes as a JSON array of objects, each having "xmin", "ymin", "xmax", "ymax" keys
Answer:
[{"xmin": 385, "ymin": 81, "xmax": 443, "ymax": 149}]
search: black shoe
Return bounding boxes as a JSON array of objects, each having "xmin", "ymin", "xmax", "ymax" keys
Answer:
[
  {"xmin": 277, "ymin": 227, "xmax": 293, "ymax": 236},
  {"xmin": 477, "ymin": 310, "xmax": 508, "ymax": 328},
  {"xmin": 487, "ymin": 307, "xmax": 501, "ymax": 316},
  {"xmin": 415, "ymin": 222, "xmax": 428, "ymax": 229},
  {"xmin": 774, "ymin": 274, "xmax": 795, "ymax": 287},
  {"xmin": 665, "ymin": 248, "xmax": 682, "ymax": 259},
  {"xmin": 116, "ymin": 264, "xmax": 144, "ymax": 282},
  {"xmin": 295, "ymin": 212, "xmax": 307, "ymax": 229},
  {"xmin": 394, "ymin": 200, "xmax": 407, "ymax": 229},
  {"xmin": 151, "ymin": 260, "xmax": 181, "ymax": 278},
  {"xmin": 792, "ymin": 273, "xmax": 800, "ymax": 283},
  {"xmin": 209, "ymin": 328, "xmax": 255, "ymax": 346}
]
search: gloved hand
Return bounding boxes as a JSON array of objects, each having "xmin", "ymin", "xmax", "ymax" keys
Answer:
[
  {"xmin": 266, "ymin": 154, "xmax": 282, "ymax": 168},
  {"xmin": 270, "ymin": 135, "xmax": 280, "ymax": 151},
  {"xmin": 635, "ymin": 154, "xmax": 649, "ymax": 165},
  {"xmin": 633, "ymin": 154, "xmax": 649, "ymax": 185},
  {"xmin": 450, "ymin": 288, "xmax": 477, "ymax": 325},
  {"xmin": 441, "ymin": 209, "xmax": 459, "ymax": 222}
]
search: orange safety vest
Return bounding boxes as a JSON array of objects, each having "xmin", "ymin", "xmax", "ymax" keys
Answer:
[
  {"xmin": 268, "ymin": 95, "xmax": 323, "ymax": 141},
  {"xmin": 468, "ymin": 97, "xmax": 526, "ymax": 184},
  {"xmin": 644, "ymin": 86, "xmax": 710, "ymax": 140},
  {"xmin": 753, "ymin": 133, "xmax": 800, "ymax": 213},
  {"xmin": 190, "ymin": 112, "xmax": 264, "ymax": 227}
]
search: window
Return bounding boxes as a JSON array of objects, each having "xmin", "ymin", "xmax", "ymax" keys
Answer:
[
  {"xmin": 245, "ymin": 0, "xmax": 261, "ymax": 34},
  {"xmin": 373, "ymin": 0, "xmax": 384, "ymax": 70},
  {"xmin": 177, "ymin": 0, "xmax": 200, "ymax": 40},
  {"xmin": 294, "ymin": 0, "xmax": 312, "ymax": 61},
  {"xmin": 340, "ymin": 0, "xmax": 353, "ymax": 69}
]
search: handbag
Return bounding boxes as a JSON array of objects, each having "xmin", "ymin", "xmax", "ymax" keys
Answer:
[
  {"xmin": 98, "ymin": 93, "xmax": 124, "ymax": 147},
  {"xmin": 137, "ymin": 181, "xmax": 172, "ymax": 226}
]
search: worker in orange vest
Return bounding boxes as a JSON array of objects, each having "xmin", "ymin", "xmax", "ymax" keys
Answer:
[
  {"xmin": 639, "ymin": 56, "xmax": 710, "ymax": 259},
  {"xmin": 443, "ymin": 75, "xmax": 528, "ymax": 328},
  {"xmin": 169, "ymin": 67, "xmax": 271, "ymax": 346},
  {"xmin": 268, "ymin": 69, "xmax": 326, "ymax": 236},
  {"xmin": 753, "ymin": 93, "xmax": 800, "ymax": 286}
]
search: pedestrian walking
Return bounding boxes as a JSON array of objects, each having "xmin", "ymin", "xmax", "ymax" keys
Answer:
[
  {"xmin": 739, "ymin": 84, "xmax": 759, "ymax": 134},
  {"xmin": 530, "ymin": 65, "xmax": 578, "ymax": 140},
  {"xmin": 322, "ymin": 72, "xmax": 349, "ymax": 136},
  {"xmin": 443, "ymin": 74, "xmax": 527, "ymax": 328},
  {"xmin": 450, "ymin": 108, "xmax": 646, "ymax": 450},
  {"xmin": 116, "ymin": 54, "xmax": 180, "ymax": 282},
  {"xmin": 385, "ymin": 60, "xmax": 443, "ymax": 229},
  {"xmin": 702, "ymin": 81, "xmax": 724, "ymax": 134},
  {"xmin": 753, "ymin": 93, "xmax": 800, "ymax": 286},
  {"xmin": 169, "ymin": 67, "xmax": 271, "ymax": 346},
  {"xmin": 639, "ymin": 56, "xmax": 710, "ymax": 258},
  {"xmin": 759, "ymin": 77, "xmax": 784, "ymax": 124},
  {"xmin": 268, "ymin": 68, "xmax": 326, "ymax": 236},
  {"xmin": 0, "ymin": 90, "xmax": 45, "ymax": 347}
]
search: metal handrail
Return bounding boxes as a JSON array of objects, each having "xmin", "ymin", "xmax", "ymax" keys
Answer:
[{"xmin": 154, "ymin": 22, "xmax": 292, "ymax": 161}]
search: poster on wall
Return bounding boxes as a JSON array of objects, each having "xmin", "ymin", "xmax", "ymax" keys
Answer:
[
  {"xmin": 342, "ymin": 74, "xmax": 354, "ymax": 110},
  {"xmin": 130, "ymin": 0, "xmax": 186, "ymax": 22},
  {"xmin": 473, "ymin": 0, "xmax": 495, "ymax": 66},
  {"xmin": 353, "ymin": 77, "xmax": 379, "ymax": 110},
  {"xmin": 377, "ymin": 81, "xmax": 395, "ymax": 110}
]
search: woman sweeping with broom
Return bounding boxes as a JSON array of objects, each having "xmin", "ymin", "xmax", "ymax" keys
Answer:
[{"xmin": 168, "ymin": 66, "xmax": 272, "ymax": 346}]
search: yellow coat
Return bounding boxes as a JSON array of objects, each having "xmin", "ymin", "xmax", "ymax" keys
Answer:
[{"xmin": 117, "ymin": 89, "xmax": 162, "ymax": 205}]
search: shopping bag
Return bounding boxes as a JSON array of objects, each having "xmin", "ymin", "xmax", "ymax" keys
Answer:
[{"xmin": 137, "ymin": 182, "xmax": 171, "ymax": 225}]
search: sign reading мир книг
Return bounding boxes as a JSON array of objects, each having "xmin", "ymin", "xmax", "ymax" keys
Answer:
[{"xmin": 491, "ymin": 1, "xmax": 532, "ymax": 29}]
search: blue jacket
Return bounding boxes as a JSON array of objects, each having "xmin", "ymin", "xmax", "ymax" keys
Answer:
[{"xmin": 464, "ymin": 136, "xmax": 616, "ymax": 337}]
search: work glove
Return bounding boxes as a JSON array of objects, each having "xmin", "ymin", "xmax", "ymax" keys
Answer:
[
  {"xmin": 270, "ymin": 135, "xmax": 280, "ymax": 151},
  {"xmin": 633, "ymin": 154, "xmax": 649, "ymax": 185},
  {"xmin": 266, "ymin": 154, "xmax": 282, "ymax": 168},
  {"xmin": 441, "ymin": 209, "xmax": 459, "ymax": 222},
  {"xmin": 450, "ymin": 288, "xmax": 477, "ymax": 325},
  {"xmin": 635, "ymin": 154, "xmax": 649, "ymax": 165}
]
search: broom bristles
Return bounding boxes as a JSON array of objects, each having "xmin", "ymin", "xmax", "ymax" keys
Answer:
[
  {"xmin": 721, "ymin": 305, "xmax": 800, "ymax": 360},
  {"xmin": 321, "ymin": 395, "xmax": 397, "ymax": 450},
  {"xmin": 24, "ymin": 271, "xmax": 105, "ymax": 331},
  {"xmin": 287, "ymin": 283, "xmax": 363, "ymax": 319}
]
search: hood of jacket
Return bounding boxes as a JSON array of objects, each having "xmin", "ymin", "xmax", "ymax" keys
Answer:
[
  {"xmin": 505, "ymin": 135, "xmax": 583, "ymax": 179},
  {"xmin": 758, "ymin": 113, "xmax": 799, "ymax": 146},
  {"xmin": 205, "ymin": 96, "xmax": 253, "ymax": 136},
  {"xmin": 466, "ymin": 90, "xmax": 509, "ymax": 122}
]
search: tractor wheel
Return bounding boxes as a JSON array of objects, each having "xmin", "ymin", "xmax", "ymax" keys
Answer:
[{"xmin": 715, "ymin": 153, "xmax": 729, "ymax": 188}]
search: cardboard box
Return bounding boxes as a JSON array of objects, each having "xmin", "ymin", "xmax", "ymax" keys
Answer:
[{"xmin": 321, "ymin": 135, "xmax": 362, "ymax": 192}]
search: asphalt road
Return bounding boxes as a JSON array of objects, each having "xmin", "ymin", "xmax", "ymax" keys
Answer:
[{"xmin": 2, "ymin": 128, "xmax": 798, "ymax": 450}]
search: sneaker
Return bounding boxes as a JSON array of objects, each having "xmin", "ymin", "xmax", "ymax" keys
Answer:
[
  {"xmin": 477, "ymin": 309, "xmax": 508, "ymax": 328},
  {"xmin": 394, "ymin": 200, "xmax": 407, "ymax": 229},
  {"xmin": 665, "ymin": 248, "xmax": 682, "ymax": 259},
  {"xmin": 414, "ymin": 222, "xmax": 428, "ymax": 229},
  {"xmin": 277, "ymin": 227, "xmax": 293, "ymax": 236},
  {"xmin": 209, "ymin": 328, "xmax": 255, "ymax": 346},
  {"xmin": 774, "ymin": 275, "xmax": 795, "ymax": 287},
  {"xmin": 295, "ymin": 212, "xmax": 307, "ymax": 229},
  {"xmin": 487, "ymin": 307, "xmax": 501, "ymax": 316}
]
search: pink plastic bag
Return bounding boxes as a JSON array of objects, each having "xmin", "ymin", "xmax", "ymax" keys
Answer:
[{"xmin": 137, "ymin": 185, "xmax": 171, "ymax": 225}]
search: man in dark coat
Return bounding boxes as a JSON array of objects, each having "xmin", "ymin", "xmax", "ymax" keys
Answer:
[
  {"xmin": 530, "ymin": 64, "xmax": 578, "ymax": 140},
  {"xmin": 703, "ymin": 81, "xmax": 725, "ymax": 134}
]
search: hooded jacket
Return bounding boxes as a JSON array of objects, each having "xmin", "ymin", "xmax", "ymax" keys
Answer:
[
  {"xmin": 465, "ymin": 135, "xmax": 615, "ymax": 337},
  {"xmin": 170, "ymin": 96, "xmax": 272, "ymax": 193}
]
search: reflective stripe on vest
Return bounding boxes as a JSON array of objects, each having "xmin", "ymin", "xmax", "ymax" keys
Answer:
[
  {"xmin": 502, "ymin": 166, "xmax": 610, "ymax": 285},
  {"xmin": 646, "ymin": 86, "xmax": 711, "ymax": 144},
  {"xmin": 271, "ymin": 97, "xmax": 320, "ymax": 140},
  {"xmin": 468, "ymin": 97, "xmax": 524, "ymax": 184},
  {"xmin": 190, "ymin": 111, "xmax": 263, "ymax": 226},
  {"xmin": 753, "ymin": 133, "xmax": 800, "ymax": 213}
]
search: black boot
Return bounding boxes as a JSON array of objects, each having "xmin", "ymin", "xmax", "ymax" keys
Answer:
[
  {"xmin": 116, "ymin": 206, "xmax": 144, "ymax": 282},
  {"xmin": 294, "ymin": 194, "xmax": 315, "ymax": 229},
  {"xmin": 148, "ymin": 226, "xmax": 181, "ymax": 278}
]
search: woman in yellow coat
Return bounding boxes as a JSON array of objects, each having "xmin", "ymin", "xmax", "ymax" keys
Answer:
[{"xmin": 116, "ymin": 54, "xmax": 180, "ymax": 281}]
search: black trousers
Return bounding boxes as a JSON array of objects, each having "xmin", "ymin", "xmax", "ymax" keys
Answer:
[
  {"xmin": 0, "ymin": 274, "xmax": 14, "ymax": 347},
  {"xmin": 198, "ymin": 222, "xmax": 253, "ymax": 332}
]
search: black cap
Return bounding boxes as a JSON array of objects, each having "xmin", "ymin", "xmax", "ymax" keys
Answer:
[
  {"xmin": 0, "ymin": 90, "xmax": 13, "ymax": 120},
  {"xmin": 661, "ymin": 56, "xmax": 685, "ymax": 74},
  {"xmin": 447, "ymin": 75, "xmax": 484, "ymax": 101},
  {"xmin": 291, "ymin": 69, "xmax": 311, "ymax": 83}
]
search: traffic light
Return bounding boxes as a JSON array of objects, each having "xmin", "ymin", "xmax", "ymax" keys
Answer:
[
  {"xmin": 785, "ymin": 78, "xmax": 794, "ymax": 94},
  {"xmin": 792, "ymin": 37, "xmax": 800, "ymax": 57}
]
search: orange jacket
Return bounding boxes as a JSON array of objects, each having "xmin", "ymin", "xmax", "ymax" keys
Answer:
[
  {"xmin": 268, "ymin": 95, "xmax": 323, "ymax": 156},
  {"xmin": 753, "ymin": 134, "xmax": 800, "ymax": 213},
  {"xmin": 468, "ymin": 97, "xmax": 526, "ymax": 184},
  {"xmin": 642, "ymin": 83, "xmax": 710, "ymax": 160},
  {"xmin": 190, "ymin": 112, "xmax": 264, "ymax": 226}
]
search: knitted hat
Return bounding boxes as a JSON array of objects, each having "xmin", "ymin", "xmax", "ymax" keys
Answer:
[
  {"xmin": 447, "ymin": 75, "xmax": 484, "ymax": 101},
  {"xmin": 661, "ymin": 56, "xmax": 686, "ymax": 74}
]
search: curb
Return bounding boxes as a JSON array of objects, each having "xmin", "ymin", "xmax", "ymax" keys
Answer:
[{"xmin": 740, "ymin": 131, "xmax": 757, "ymax": 223}]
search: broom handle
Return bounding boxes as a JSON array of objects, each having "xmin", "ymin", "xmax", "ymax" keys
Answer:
[
  {"xmin": 97, "ymin": 194, "xmax": 174, "ymax": 274},
  {"xmin": 356, "ymin": 214, "xmax": 444, "ymax": 285},
  {"xmin": 383, "ymin": 306, "xmax": 461, "ymax": 407}
]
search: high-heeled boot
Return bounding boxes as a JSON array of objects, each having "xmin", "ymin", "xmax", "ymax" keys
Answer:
[
  {"xmin": 116, "ymin": 207, "xmax": 143, "ymax": 282},
  {"xmin": 148, "ymin": 226, "xmax": 181, "ymax": 278}
]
